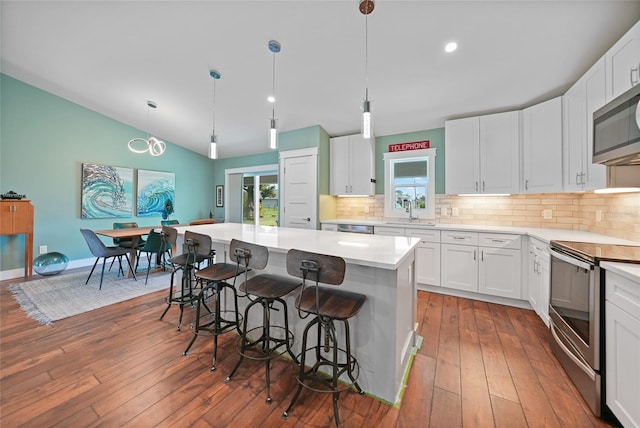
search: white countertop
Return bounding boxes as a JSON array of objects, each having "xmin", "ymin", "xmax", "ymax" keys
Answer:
[
  {"xmin": 601, "ymin": 261, "xmax": 640, "ymax": 282},
  {"xmin": 175, "ymin": 223, "xmax": 419, "ymax": 270},
  {"xmin": 321, "ymin": 218, "xmax": 640, "ymax": 246}
]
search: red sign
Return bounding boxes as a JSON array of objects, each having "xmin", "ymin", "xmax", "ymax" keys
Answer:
[{"xmin": 388, "ymin": 140, "xmax": 430, "ymax": 152}]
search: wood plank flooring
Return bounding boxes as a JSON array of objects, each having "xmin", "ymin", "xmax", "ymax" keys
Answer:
[{"xmin": 1, "ymin": 270, "xmax": 616, "ymax": 427}]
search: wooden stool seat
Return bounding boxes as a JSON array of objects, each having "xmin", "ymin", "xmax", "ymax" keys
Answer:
[
  {"xmin": 240, "ymin": 273, "xmax": 301, "ymax": 299},
  {"xmin": 296, "ymin": 286, "xmax": 365, "ymax": 320}
]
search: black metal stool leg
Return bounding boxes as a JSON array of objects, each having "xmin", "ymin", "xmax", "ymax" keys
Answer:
[
  {"xmin": 282, "ymin": 316, "xmax": 318, "ymax": 419},
  {"xmin": 225, "ymin": 299, "xmax": 258, "ymax": 382}
]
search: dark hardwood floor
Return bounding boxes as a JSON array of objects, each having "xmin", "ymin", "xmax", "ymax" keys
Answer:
[{"xmin": 1, "ymin": 270, "xmax": 615, "ymax": 427}]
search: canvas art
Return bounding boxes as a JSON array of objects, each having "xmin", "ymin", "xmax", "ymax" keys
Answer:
[
  {"xmin": 136, "ymin": 169, "xmax": 175, "ymax": 218},
  {"xmin": 81, "ymin": 163, "xmax": 133, "ymax": 219}
]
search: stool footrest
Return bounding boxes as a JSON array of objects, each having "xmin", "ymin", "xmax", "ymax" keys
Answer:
[{"xmin": 292, "ymin": 346, "xmax": 362, "ymax": 394}]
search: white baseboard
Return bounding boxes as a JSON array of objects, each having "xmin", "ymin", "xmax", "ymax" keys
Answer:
[{"xmin": 0, "ymin": 257, "xmax": 96, "ymax": 281}]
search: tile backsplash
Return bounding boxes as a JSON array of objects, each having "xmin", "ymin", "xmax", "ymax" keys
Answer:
[{"xmin": 334, "ymin": 192, "xmax": 640, "ymax": 243}]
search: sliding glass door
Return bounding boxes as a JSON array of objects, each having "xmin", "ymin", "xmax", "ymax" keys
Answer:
[{"xmin": 242, "ymin": 172, "xmax": 278, "ymax": 226}]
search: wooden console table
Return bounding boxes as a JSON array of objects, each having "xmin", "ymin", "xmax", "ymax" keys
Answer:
[{"xmin": 0, "ymin": 200, "xmax": 34, "ymax": 277}]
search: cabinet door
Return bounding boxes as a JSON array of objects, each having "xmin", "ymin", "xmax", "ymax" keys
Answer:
[
  {"xmin": 528, "ymin": 244, "xmax": 539, "ymax": 311},
  {"xmin": 374, "ymin": 226, "xmax": 405, "ymax": 236},
  {"xmin": 330, "ymin": 136, "xmax": 350, "ymax": 195},
  {"xmin": 349, "ymin": 134, "xmax": 375, "ymax": 195},
  {"xmin": 479, "ymin": 111, "xmax": 520, "ymax": 194},
  {"xmin": 478, "ymin": 247, "xmax": 521, "ymax": 299},
  {"xmin": 441, "ymin": 243, "xmax": 478, "ymax": 292},
  {"xmin": 445, "ymin": 117, "xmax": 480, "ymax": 194},
  {"xmin": 0, "ymin": 202, "xmax": 13, "ymax": 235},
  {"xmin": 416, "ymin": 241, "xmax": 441, "ymax": 288},
  {"xmin": 583, "ymin": 58, "xmax": 607, "ymax": 190},
  {"xmin": 605, "ymin": 20, "xmax": 640, "ymax": 102},
  {"xmin": 606, "ymin": 301, "xmax": 640, "ymax": 428},
  {"xmin": 12, "ymin": 202, "xmax": 34, "ymax": 234},
  {"xmin": 537, "ymin": 249, "xmax": 550, "ymax": 326},
  {"xmin": 522, "ymin": 97, "xmax": 563, "ymax": 193},
  {"xmin": 563, "ymin": 80, "xmax": 586, "ymax": 192}
]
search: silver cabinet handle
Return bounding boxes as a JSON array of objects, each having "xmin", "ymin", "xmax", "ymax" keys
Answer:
[
  {"xmin": 525, "ymin": 179, "xmax": 529, "ymax": 190},
  {"xmin": 482, "ymin": 181, "xmax": 485, "ymax": 192},
  {"xmin": 473, "ymin": 249, "xmax": 477, "ymax": 261},
  {"xmin": 631, "ymin": 66, "xmax": 639, "ymax": 86},
  {"xmin": 481, "ymin": 250, "xmax": 484, "ymax": 261},
  {"xmin": 452, "ymin": 236, "xmax": 468, "ymax": 240},
  {"xmin": 491, "ymin": 239, "xmax": 508, "ymax": 243},
  {"xmin": 475, "ymin": 181, "xmax": 478, "ymax": 192}
]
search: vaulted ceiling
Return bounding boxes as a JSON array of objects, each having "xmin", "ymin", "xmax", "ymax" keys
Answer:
[{"xmin": 2, "ymin": 1, "xmax": 639, "ymax": 158}]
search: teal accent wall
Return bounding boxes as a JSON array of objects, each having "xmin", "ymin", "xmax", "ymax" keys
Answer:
[
  {"xmin": 374, "ymin": 128, "xmax": 445, "ymax": 194},
  {"xmin": 0, "ymin": 74, "xmax": 215, "ymax": 271}
]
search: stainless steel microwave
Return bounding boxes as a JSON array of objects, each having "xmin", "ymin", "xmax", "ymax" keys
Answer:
[{"xmin": 593, "ymin": 83, "xmax": 640, "ymax": 166}]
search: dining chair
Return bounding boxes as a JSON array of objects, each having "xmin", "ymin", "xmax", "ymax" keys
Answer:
[
  {"xmin": 134, "ymin": 228, "xmax": 172, "ymax": 284},
  {"xmin": 79, "ymin": 229, "xmax": 136, "ymax": 290},
  {"xmin": 161, "ymin": 219, "xmax": 180, "ymax": 226}
]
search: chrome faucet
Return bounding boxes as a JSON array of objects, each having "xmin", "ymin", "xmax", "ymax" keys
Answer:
[{"xmin": 403, "ymin": 197, "xmax": 418, "ymax": 221}]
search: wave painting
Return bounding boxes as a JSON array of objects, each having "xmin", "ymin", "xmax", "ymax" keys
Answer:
[
  {"xmin": 81, "ymin": 163, "xmax": 133, "ymax": 219},
  {"xmin": 136, "ymin": 169, "xmax": 175, "ymax": 218}
]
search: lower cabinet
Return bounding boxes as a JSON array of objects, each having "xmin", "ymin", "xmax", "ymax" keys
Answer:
[
  {"xmin": 406, "ymin": 229, "xmax": 441, "ymax": 288},
  {"xmin": 605, "ymin": 269, "xmax": 640, "ymax": 428},
  {"xmin": 528, "ymin": 238, "xmax": 551, "ymax": 326},
  {"xmin": 441, "ymin": 231, "xmax": 522, "ymax": 299}
]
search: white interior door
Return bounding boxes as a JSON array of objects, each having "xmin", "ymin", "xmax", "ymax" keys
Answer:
[{"xmin": 279, "ymin": 148, "xmax": 318, "ymax": 229}]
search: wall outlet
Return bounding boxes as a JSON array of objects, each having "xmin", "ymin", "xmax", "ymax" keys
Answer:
[
  {"xmin": 542, "ymin": 209, "xmax": 552, "ymax": 220},
  {"xmin": 440, "ymin": 207, "xmax": 448, "ymax": 217},
  {"xmin": 364, "ymin": 205, "xmax": 370, "ymax": 214},
  {"xmin": 452, "ymin": 207, "xmax": 459, "ymax": 216},
  {"xmin": 596, "ymin": 210, "xmax": 602, "ymax": 222},
  {"xmin": 39, "ymin": 245, "xmax": 48, "ymax": 254}
]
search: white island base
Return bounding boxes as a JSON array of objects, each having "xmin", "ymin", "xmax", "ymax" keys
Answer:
[{"xmin": 176, "ymin": 223, "xmax": 419, "ymax": 404}]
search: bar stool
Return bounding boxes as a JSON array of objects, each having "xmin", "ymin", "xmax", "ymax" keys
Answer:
[
  {"xmin": 182, "ymin": 238, "xmax": 246, "ymax": 371},
  {"xmin": 282, "ymin": 249, "xmax": 366, "ymax": 428},
  {"xmin": 224, "ymin": 240, "xmax": 301, "ymax": 403},
  {"xmin": 159, "ymin": 229, "xmax": 212, "ymax": 331}
]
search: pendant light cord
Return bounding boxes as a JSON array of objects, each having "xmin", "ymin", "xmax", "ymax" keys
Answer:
[
  {"xmin": 212, "ymin": 78, "xmax": 216, "ymax": 134},
  {"xmin": 365, "ymin": 10, "xmax": 369, "ymax": 100},
  {"xmin": 272, "ymin": 50, "xmax": 276, "ymax": 120}
]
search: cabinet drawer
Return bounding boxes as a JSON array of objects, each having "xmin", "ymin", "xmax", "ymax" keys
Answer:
[
  {"xmin": 441, "ymin": 230, "xmax": 478, "ymax": 245},
  {"xmin": 405, "ymin": 228, "xmax": 440, "ymax": 243},
  {"xmin": 374, "ymin": 226, "xmax": 405, "ymax": 236},
  {"xmin": 321, "ymin": 224, "xmax": 338, "ymax": 231},
  {"xmin": 479, "ymin": 233, "xmax": 521, "ymax": 250},
  {"xmin": 606, "ymin": 270, "xmax": 640, "ymax": 319}
]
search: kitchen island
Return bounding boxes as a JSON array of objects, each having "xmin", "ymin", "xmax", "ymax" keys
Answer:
[{"xmin": 175, "ymin": 222, "xmax": 420, "ymax": 404}]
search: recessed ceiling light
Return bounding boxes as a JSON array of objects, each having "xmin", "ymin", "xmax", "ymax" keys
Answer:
[
  {"xmin": 267, "ymin": 96, "xmax": 275, "ymax": 103},
  {"xmin": 445, "ymin": 42, "xmax": 458, "ymax": 53}
]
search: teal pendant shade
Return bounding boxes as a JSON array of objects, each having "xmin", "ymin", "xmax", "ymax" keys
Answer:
[{"xmin": 33, "ymin": 252, "xmax": 69, "ymax": 276}]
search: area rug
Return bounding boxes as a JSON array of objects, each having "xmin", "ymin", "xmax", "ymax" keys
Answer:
[{"xmin": 9, "ymin": 267, "xmax": 174, "ymax": 325}]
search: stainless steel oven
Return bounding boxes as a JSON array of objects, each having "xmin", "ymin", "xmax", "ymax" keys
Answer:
[
  {"xmin": 549, "ymin": 240, "xmax": 640, "ymax": 418},
  {"xmin": 549, "ymin": 245, "xmax": 601, "ymax": 415}
]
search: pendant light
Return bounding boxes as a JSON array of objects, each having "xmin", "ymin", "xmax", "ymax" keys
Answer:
[
  {"xmin": 209, "ymin": 69, "xmax": 221, "ymax": 159},
  {"xmin": 268, "ymin": 40, "xmax": 281, "ymax": 150},
  {"xmin": 127, "ymin": 101, "xmax": 166, "ymax": 156},
  {"xmin": 360, "ymin": 0, "xmax": 374, "ymax": 140}
]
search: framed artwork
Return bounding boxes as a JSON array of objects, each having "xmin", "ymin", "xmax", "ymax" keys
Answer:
[
  {"xmin": 136, "ymin": 169, "xmax": 176, "ymax": 218},
  {"xmin": 81, "ymin": 163, "xmax": 133, "ymax": 219},
  {"xmin": 216, "ymin": 185, "xmax": 224, "ymax": 207}
]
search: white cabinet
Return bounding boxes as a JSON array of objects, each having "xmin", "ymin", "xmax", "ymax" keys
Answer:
[
  {"xmin": 605, "ymin": 269, "xmax": 640, "ymax": 428},
  {"xmin": 522, "ymin": 97, "xmax": 563, "ymax": 193},
  {"xmin": 563, "ymin": 57, "xmax": 607, "ymax": 191},
  {"xmin": 441, "ymin": 231, "xmax": 479, "ymax": 292},
  {"xmin": 478, "ymin": 234, "xmax": 522, "ymax": 299},
  {"xmin": 605, "ymin": 20, "xmax": 640, "ymax": 103},
  {"xmin": 374, "ymin": 226, "xmax": 405, "ymax": 236},
  {"xmin": 330, "ymin": 134, "xmax": 375, "ymax": 196},
  {"xmin": 527, "ymin": 238, "xmax": 550, "ymax": 326},
  {"xmin": 441, "ymin": 231, "xmax": 522, "ymax": 299},
  {"xmin": 406, "ymin": 228, "xmax": 440, "ymax": 288},
  {"xmin": 445, "ymin": 111, "xmax": 520, "ymax": 195}
]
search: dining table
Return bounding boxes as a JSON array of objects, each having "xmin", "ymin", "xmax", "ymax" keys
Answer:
[{"xmin": 93, "ymin": 225, "xmax": 183, "ymax": 278}]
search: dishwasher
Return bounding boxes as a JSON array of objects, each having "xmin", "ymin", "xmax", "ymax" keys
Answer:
[{"xmin": 336, "ymin": 224, "xmax": 374, "ymax": 234}]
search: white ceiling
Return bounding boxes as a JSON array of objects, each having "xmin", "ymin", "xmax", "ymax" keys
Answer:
[{"xmin": 2, "ymin": 1, "xmax": 639, "ymax": 159}]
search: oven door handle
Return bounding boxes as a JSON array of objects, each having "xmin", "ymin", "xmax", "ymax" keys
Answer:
[
  {"xmin": 550, "ymin": 248, "xmax": 592, "ymax": 270},
  {"xmin": 550, "ymin": 324, "xmax": 596, "ymax": 381}
]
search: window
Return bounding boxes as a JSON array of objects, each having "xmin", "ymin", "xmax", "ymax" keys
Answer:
[{"xmin": 383, "ymin": 148, "xmax": 436, "ymax": 219}]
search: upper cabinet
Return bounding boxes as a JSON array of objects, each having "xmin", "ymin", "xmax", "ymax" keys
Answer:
[
  {"xmin": 522, "ymin": 97, "xmax": 563, "ymax": 193},
  {"xmin": 605, "ymin": 20, "xmax": 640, "ymax": 103},
  {"xmin": 445, "ymin": 111, "xmax": 520, "ymax": 195},
  {"xmin": 330, "ymin": 134, "xmax": 375, "ymax": 196},
  {"xmin": 563, "ymin": 57, "xmax": 607, "ymax": 191}
]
